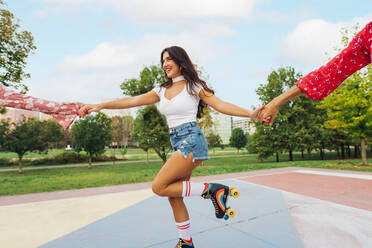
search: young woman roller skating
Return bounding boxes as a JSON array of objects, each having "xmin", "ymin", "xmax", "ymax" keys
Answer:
[{"xmin": 78, "ymin": 46, "xmax": 264, "ymax": 247}]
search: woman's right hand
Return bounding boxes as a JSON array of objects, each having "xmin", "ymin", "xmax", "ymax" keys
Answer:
[{"xmin": 78, "ymin": 104, "xmax": 102, "ymax": 118}]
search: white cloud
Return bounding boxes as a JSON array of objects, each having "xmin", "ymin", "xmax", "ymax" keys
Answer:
[
  {"xmin": 101, "ymin": 0, "xmax": 257, "ymax": 24},
  {"xmin": 29, "ymin": 32, "xmax": 231, "ymax": 103},
  {"xmin": 31, "ymin": 0, "xmax": 258, "ymax": 25},
  {"xmin": 278, "ymin": 16, "xmax": 372, "ymax": 68}
]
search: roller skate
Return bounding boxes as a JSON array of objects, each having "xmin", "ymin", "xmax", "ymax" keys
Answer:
[
  {"xmin": 174, "ymin": 238, "xmax": 194, "ymax": 248},
  {"xmin": 201, "ymin": 183, "xmax": 240, "ymax": 220}
]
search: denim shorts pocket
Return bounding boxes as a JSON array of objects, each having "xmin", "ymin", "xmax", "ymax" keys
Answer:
[{"xmin": 175, "ymin": 128, "xmax": 191, "ymax": 138}]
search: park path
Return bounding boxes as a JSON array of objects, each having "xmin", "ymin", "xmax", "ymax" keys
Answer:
[{"xmin": 0, "ymin": 154, "xmax": 253, "ymax": 172}]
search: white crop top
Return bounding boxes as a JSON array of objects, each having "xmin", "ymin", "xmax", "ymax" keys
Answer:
[{"xmin": 152, "ymin": 83, "xmax": 203, "ymax": 128}]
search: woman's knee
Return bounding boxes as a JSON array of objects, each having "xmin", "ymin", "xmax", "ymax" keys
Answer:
[{"xmin": 152, "ymin": 181, "xmax": 167, "ymax": 196}]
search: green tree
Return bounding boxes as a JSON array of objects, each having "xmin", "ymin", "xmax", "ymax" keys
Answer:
[
  {"xmin": 42, "ymin": 119, "xmax": 64, "ymax": 149},
  {"xmin": 318, "ymin": 25, "xmax": 372, "ymax": 165},
  {"xmin": 121, "ymin": 65, "xmax": 172, "ymax": 162},
  {"xmin": 206, "ymin": 133, "xmax": 222, "ymax": 153},
  {"xmin": 255, "ymin": 67, "xmax": 317, "ymax": 161},
  {"xmin": 4, "ymin": 118, "xmax": 47, "ymax": 173},
  {"xmin": 195, "ymin": 64, "xmax": 214, "ymax": 135},
  {"xmin": 122, "ymin": 116, "xmax": 134, "ymax": 146},
  {"xmin": 0, "ymin": 118, "xmax": 9, "ymax": 150},
  {"xmin": 121, "ymin": 65, "xmax": 164, "ymax": 96},
  {"xmin": 197, "ymin": 107, "xmax": 214, "ymax": 136},
  {"xmin": 71, "ymin": 112, "xmax": 112, "ymax": 168},
  {"xmin": 230, "ymin": 128, "xmax": 247, "ymax": 153},
  {"xmin": 0, "ymin": 0, "xmax": 36, "ymax": 92},
  {"xmin": 132, "ymin": 105, "xmax": 171, "ymax": 163},
  {"xmin": 111, "ymin": 116, "xmax": 125, "ymax": 147}
]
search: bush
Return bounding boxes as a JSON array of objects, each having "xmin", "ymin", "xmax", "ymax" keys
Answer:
[
  {"xmin": 0, "ymin": 158, "xmax": 15, "ymax": 167},
  {"xmin": 0, "ymin": 151, "xmax": 123, "ymax": 167}
]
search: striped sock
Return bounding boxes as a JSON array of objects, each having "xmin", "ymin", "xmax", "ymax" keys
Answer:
[
  {"xmin": 176, "ymin": 220, "xmax": 192, "ymax": 242},
  {"xmin": 182, "ymin": 181, "xmax": 206, "ymax": 197}
]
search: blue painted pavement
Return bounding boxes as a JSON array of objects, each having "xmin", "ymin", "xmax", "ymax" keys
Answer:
[{"xmin": 40, "ymin": 180, "xmax": 303, "ymax": 248}]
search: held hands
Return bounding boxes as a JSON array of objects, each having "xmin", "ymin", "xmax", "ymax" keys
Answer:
[
  {"xmin": 77, "ymin": 104, "xmax": 102, "ymax": 118},
  {"xmin": 258, "ymin": 100, "xmax": 279, "ymax": 125}
]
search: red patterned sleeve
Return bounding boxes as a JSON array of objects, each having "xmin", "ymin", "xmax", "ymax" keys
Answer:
[
  {"xmin": 296, "ymin": 21, "xmax": 372, "ymax": 101},
  {"xmin": 0, "ymin": 85, "xmax": 82, "ymax": 130}
]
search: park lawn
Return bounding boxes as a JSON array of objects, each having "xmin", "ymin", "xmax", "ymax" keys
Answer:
[
  {"xmin": 0, "ymin": 156, "xmax": 371, "ymax": 196},
  {"xmin": 0, "ymin": 147, "xmax": 239, "ymax": 160}
]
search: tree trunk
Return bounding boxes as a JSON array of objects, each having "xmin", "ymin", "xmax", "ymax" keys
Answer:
[
  {"xmin": 336, "ymin": 147, "xmax": 340, "ymax": 158},
  {"xmin": 301, "ymin": 150, "xmax": 304, "ymax": 158},
  {"xmin": 18, "ymin": 157, "xmax": 23, "ymax": 174},
  {"xmin": 161, "ymin": 153, "xmax": 167, "ymax": 163},
  {"xmin": 276, "ymin": 152, "xmax": 279, "ymax": 162},
  {"xmin": 361, "ymin": 138, "xmax": 367, "ymax": 166},
  {"xmin": 341, "ymin": 143, "xmax": 345, "ymax": 159},
  {"xmin": 113, "ymin": 148, "xmax": 116, "ymax": 165},
  {"xmin": 320, "ymin": 148, "xmax": 325, "ymax": 160},
  {"xmin": 347, "ymin": 144, "xmax": 351, "ymax": 158},
  {"xmin": 88, "ymin": 155, "xmax": 92, "ymax": 169},
  {"xmin": 147, "ymin": 151, "xmax": 149, "ymax": 163},
  {"xmin": 354, "ymin": 145, "xmax": 358, "ymax": 158},
  {"xmin": 307, "ymin": 148, "xmax": 311, "ymax": 158},
  {"xmin": 289, "ymin": 150, "xmax": 293, "ymax": 161},
  {"xmin": 322, "ymin": 143, "xmax": 326, "ymax": 160}
]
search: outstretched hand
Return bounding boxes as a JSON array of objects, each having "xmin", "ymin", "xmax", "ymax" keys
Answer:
[
  {"xmin": 77, "ymin": 104, "xmax": 102, "ymax": 118},
  {"xmin": 259, "ymin": 100, "xmax": 279, "ymax": 125},
  {"xmin": 250, "ymin": 104, "xmax": 268, "ymax": 122}
]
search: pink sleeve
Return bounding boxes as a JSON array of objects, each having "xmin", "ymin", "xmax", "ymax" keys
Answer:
[
  {"xmin": 296, "ymin": 21, "xmax": 372, "ymax": 101},
  {"xmin": 0, "ymin": 85, "xmax": 82, "ymax": 130}
]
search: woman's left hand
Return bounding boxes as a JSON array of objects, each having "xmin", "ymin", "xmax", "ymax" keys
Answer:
[{"xmin": 250, "ymin": 104, "xmax": 267, "ymax": 122}]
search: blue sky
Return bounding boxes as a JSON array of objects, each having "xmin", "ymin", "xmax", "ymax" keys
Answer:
[{"xmin": 5, "ymin": 0, "xmax": 372, "ymax": 116}]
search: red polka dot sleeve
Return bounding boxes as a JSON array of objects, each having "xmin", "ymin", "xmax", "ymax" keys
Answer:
[
  {"xmin": 0, "ymin": 85, "xmax": 82, "ymax": 130},
  {"xmin": 296, "ymin": 21, "xmax": 372, "ymax": 101}
]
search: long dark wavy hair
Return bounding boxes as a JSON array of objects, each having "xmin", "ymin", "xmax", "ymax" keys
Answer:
[{"xmin": 160, "ymin": 46, "xmax": 214, "ymax": 118}]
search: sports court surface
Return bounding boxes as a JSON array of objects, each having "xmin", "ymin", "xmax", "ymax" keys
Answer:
[{"xmin": 1, "ymin": 167, "xmax": 371, "ymax": 248}]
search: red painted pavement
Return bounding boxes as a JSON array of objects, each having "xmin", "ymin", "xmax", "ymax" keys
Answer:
[{"xmin": 241, "ymin": 172, "xmax": 372, "ymax": 211}]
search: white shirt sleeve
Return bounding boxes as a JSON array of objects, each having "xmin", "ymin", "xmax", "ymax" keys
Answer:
[
  {"xmin": 194, "ymin": 83, "xmax": 204, "ymax": 97},
  {"xmin": 152, "ymin": 85, "xmax": 162, "ymax": 97}
]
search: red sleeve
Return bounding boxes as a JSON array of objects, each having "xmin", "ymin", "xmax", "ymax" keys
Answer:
[
  {"xmin": 296, "ymin": 21, "xmax": 372, "ymax": 101},
  {"xmin": 0, "ymin": 84, "xmax": 82, "ymax": 130}
]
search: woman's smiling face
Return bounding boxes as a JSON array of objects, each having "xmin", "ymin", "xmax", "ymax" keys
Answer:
[{"xmin": 162, "ymin": 51, "xmax": 181, "ymax": 79}]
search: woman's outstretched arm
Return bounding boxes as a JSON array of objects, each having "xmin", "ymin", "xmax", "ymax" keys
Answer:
[
  {"xmin": 78, "ymin": 90, "xmax": 160, "ymax": 117},
  {"xmin": 199, "ymin": 89, "xmax": 265, "ymax": 120},
  {"xmin": 261, "ymin": 21, "xmax": 372, "ymax": 125}
]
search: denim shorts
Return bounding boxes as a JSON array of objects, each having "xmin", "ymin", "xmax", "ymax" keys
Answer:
[{"xmin": 169, "ymin": 122, "xmax": 209, "ymax": 162}]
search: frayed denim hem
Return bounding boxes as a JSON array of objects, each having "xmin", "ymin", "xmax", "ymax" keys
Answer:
[
  {"xmin": 176, "ymin": 150, "xmax": 209, "ymax": 162},
  {"xmin": 191, "ymin": 156, "xmax": 210, "ymax": 162}
]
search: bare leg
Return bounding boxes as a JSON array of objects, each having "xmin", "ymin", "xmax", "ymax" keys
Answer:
[
  {"xmin": 152, "ymin": 151, "xmax": 203, "ymax": 222},
  {"xmin": 152, "ymin": 151, "xmax": 203, "ymax": 197}
]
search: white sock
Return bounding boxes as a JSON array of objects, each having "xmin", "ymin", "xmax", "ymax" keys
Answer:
[
  {"xmin": 182, "ymin": 181, "xmax": 206, "ymax": 197},
  {"xmin": 176, "ymin": 220, "xmax": 192, "ymax": 241}
]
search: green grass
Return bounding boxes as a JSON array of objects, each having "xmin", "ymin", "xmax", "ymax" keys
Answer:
[
  {"xmin": 0, "ymin": 155, "xmax": 370, "ymax": 196},
  {"xmin": 0, "ymin": 147, "xmax": 240, "ymax": 159}
]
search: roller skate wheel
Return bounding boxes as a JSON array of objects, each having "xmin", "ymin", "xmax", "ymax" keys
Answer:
[
  {"xmin": 223, "ymin": 215, "xmax": 229, "ymax": 220},
  {"xmin": 230, "ymin": 188, "xmax": 239, "ymax": 198},
  {"xmin": 227, "ymin": 209, "xmax": 235, "ymax": 218}
]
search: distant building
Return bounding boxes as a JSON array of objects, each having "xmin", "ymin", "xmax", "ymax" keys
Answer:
[
  {"xmin": 0, "ymin": 108, "xmax": 53, "ymax": 123},
  {"xmin": 233, "ymin": 118, "xmax": 256, "ymax": 135},
  {"xmin": 213, "ymin": 112, "xmax": 233, "ymax": 145}
]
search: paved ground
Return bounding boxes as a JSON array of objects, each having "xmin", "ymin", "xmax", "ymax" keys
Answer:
[{"xmin": 1, "ymin": 167, "xmax": 371, "ymax": 248}]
